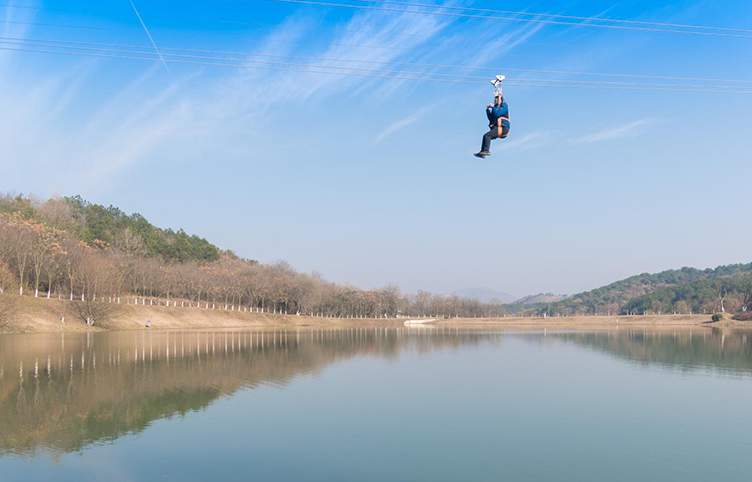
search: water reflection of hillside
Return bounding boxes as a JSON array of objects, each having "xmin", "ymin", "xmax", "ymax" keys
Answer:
[
  {"xmin": 4, "ymin": 327, "xmax": 750, "ymax": 457},
  {"xmin": 0, "ymin": 327, "xmax": 497, "ymax": 456},
  {"xmin": 544, "ymin": 329, "xmax": 752, "ymax": 376}
]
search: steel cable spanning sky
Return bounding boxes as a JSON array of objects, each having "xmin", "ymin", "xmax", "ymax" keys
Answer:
[
  {"xmin": 2, "ymin": 42, "xmax": 752, "ymax": 94},
  {"xmin": 0, "ymin": 2, "xmax": 438, "ymax": 40},
  {"xmin": 260, "ymin": 0, "xmax": 752, "ymax": 39},
  {"xmin": 2, "ymin": 35, "xmax": 752, "ymax": 85},
  {"xmin": 320, "ymin": 0, "xmax": 752, "ymax": 34},
  {"xmin": 1, "ymin": 2, "xmax": 751, "ymax": 93},
  {"xmin": 4, "ymin": 0, "xmax": 752, "ymax": 36}
]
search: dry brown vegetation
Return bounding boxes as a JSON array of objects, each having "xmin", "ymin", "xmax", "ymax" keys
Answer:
[
  {"xmin": 0, "ymin": 295, "xmax": 739, "ymax": 334},
  {"xmin": 0, "ymin": 195, "xmax": 508, "ymax": 323},
  {"xmin": 0, "ymin": 293, "xmax": 19, "ymax": 328}
]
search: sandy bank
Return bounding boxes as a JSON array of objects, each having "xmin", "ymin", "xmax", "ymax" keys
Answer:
[
  {"xmin": 436, "ymin": 313, "xmax": 719, "ymax": 327},
  {"xmin": 0, "ymin": 296, "xmax": 392, "ymax": 334},
  {"xmin": 0, "ymin": 297, "xmax": 746, "ymax": 334}
]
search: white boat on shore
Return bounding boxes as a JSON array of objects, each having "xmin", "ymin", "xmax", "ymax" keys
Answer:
[{"xmin": 403, "ymin": 318, "xmax": 436, "ymax": 325}]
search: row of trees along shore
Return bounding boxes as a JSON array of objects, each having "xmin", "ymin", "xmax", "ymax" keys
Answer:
[
  {"xmin": 536, "ymin": 266, "xmax": 752, "ymax": 317},
  {"xmin": 1, "ymin": 194, "xmax": 750, "ymax": 326},
  {"xmin": 0, "ymin": 195, "xmax": 509, "ymax": 324}
]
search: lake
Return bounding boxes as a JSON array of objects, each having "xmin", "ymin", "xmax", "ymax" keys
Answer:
[{"xmin": 1, "ymin": 326, "xmax": 751, "ymax": 481}]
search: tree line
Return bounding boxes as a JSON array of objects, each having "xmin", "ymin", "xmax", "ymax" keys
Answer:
[
  {"xmin": 540, "ymin": 265, "xmax": 752, "ymax": 316},
  {"xmin": 621, "ymin": 276, "xmax": 752, "ymax": 316},
  {"xmin": 0, "ymin": 194, "xmax": 508, "ymax": 324},
  {"xmin": 2, "ymin": 193, "xmax": 749, "ymax": 325}
]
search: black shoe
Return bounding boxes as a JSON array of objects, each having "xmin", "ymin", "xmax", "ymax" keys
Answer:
[{"xmin": 474, "ymin": 151, "xmax": 490, "ymax": 158}]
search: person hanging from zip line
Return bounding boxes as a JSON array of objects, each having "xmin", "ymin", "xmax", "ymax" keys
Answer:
[{"xmin": 475, "ymin": 77, "xmax": 510, "ymax": 158}]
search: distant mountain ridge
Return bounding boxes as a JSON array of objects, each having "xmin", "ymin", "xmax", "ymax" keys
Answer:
[
  {"xmin": 452, "ymin": 287, "xmax": 516, "ymax": 304},
  {"xmin": 513, "ymin": 293, "xmax": 568, "ymax": 305}
]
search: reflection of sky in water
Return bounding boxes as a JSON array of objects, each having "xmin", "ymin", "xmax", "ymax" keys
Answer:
[{"xmin": 1, "ymin": 327, "xmax": 751, "ymax": 482}]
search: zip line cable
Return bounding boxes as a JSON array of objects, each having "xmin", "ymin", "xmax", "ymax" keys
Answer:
[
  {"xmin": 5, "ymin": 14, "xmax": 752, "ymax": 61},
  {"xmin": 3, "ymin": 35, "xmax": 751, "ymax": 86},
  {"xmin": 3, "ymin": 44, "xmax": 752, "ymax": 94},
  {"xmin": 0, "ymin": 3, "xmax": 437, "ymax": 40},
  {"xmin": 0, "ymin": 19, "xmax": 111, "ymax": 30},
  {"xmin": 6, "ymin": 5, "xmax": 752, "ymax": 62},
  {"xmin": 259, "ymin": 0, "xmax": 752, "ymax": 39},
  {"xmin": 3, "ymin": 4, "xmax": 751, "ymax": 89},
  {"xmin": 337, "ymin": 0, "xmax": 752, "ymax": 35},
  {"xmin": 7, "ymin": 1, "xmax": 750, "ymax": 36},
  {"xmin": 4, "ymin": 37, "xmax": 747, "ymax": 89},
  {"xmin": 0, "ymin": 18, "xmax": 422, "ymax": 52}
]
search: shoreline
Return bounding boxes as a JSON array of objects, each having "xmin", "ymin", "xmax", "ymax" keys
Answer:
[{"xmin": 0, "ymin": 297, "xmax": 747, "ymax": 334}]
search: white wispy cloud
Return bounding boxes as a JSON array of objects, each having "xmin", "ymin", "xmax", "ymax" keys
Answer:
[
  {"xmin": 0, "ymin": 0, "xmax": 541, "ymax": 190},
  {"xmin": 375, "ymin": 105, "xmax": 432, "ymax": 143},
  {"xmin": 497, "ymin": 132, "xmax": 558, "ymax": 152},
  {"xmin": 0, "ymin": 2, "xmax": 31, "ymax": 70},
  {"xmin": 472, "ymin": 21, "xmax": 546, "ymax": 67},
  {"xmin": 571, "ymin": 119, "xmax": 653, "ymax": 144}
]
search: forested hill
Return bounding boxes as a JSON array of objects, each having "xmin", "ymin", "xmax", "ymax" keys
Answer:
[
  {"xmin": 0, "ymin": 193, "xmax": 507, "ymax": 319},
  {"xmin": 622, "ymin": 276, "xmax": 752, "ymax": 315},
  {"xmin": 546, "ymin": 264, "xmax": 752, "ymax": 315},
  {"xmin": 1, "ymin": 193, "xmax": 750, "ymax": 320},
  {"xmin": 1, "ymin": 195, "xmax": 223, "ymax": 263}
]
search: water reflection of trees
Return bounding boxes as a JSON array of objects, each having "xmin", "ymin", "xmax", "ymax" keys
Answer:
[
  {"xmin": 5, "ymin": 327, "xmax": 748, "ymax": 457},
  {"xmin": 0, "ymin": 327, "xmax": 497, "ymax": 456},
  {"xmin": 541, "ymin": 329, "xmax": 752, "ymax": 375}
]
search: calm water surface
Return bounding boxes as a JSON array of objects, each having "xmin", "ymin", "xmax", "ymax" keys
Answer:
[{"xmin": 0, "ymin": 326, "xmax": 751, "ymax": 481}]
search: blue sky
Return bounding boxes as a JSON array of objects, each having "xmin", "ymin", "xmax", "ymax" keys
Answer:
[{"xmin": 1, "ymin": 0, "xmax": 751, "ymax": 298}]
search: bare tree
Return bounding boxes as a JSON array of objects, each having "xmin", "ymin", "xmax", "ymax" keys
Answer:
[
  {"xmin": 29, "ymin": 222, "xmax": 60, "ymax": 297},
  {"xmin": 112, "ymin": 226, "xmax": 144, "ymax": 257},
  {"xmin": 717, "ymin": 283, "xmax": 728, "ymax": 313},
  {"xmin": 2, "ymin": 216, "xmax": 33, "ymax": 295},
  {"xmin": 740, "ymin": 277, "xmax": 752, "ymax": 313},
  {"xmin": 62, "ymin": 239, "xmax": 85, "ymax": 300},
  {"xmin": 0, "ymin": 260, "xmax": 17, "ymax": 295},
  {"xmin": 38, "ymin": 196, "xmax": 75, "ymax": 230},
  {"xmin": 0, "ymin": 292, "xmax": 19, "ymax": 327},
  {"xmin": 74, "ymin": 297, "xmax": 117, "ymax": 326}
]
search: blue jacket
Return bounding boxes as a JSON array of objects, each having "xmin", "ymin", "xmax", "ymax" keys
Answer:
[{"xmin": 486, "ymin": 100, "xmax": 510, "ymax": 128}]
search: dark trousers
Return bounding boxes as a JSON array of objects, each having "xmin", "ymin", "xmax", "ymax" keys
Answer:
[{"xmin": 481, "ymin": 124, "xmax": 510, "ymax": 152}]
